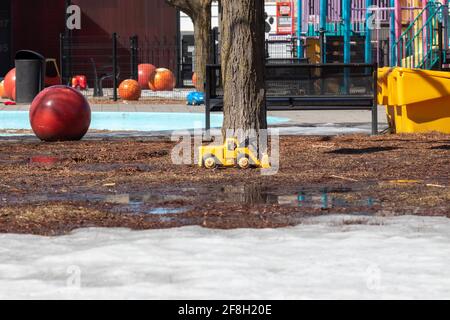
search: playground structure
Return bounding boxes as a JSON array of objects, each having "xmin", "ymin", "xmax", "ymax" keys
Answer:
[
  {"xmin": 274, "ymin": 0, "xmax": 450, "ymax": 134},
  {"xmin": 270, "ymin": 0, "xmax": 448, "ymax": 69}
]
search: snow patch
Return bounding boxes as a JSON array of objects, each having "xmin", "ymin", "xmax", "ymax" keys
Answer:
[{"xmin": 1, "ymin": 215, "xmax": 450, "ymax": 300}]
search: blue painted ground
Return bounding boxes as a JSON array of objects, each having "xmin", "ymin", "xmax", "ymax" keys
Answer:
[{"xmin": 0, "ymin": 111, "xmax": 288, "ymax": 132}]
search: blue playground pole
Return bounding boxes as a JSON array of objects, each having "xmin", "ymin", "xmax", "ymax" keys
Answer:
[
  {"xmin": 320, "ymin": 0, "xmax": 326, "ymax": 31},
  {"xmin": 444, "ymin": 0, "xmax": 449, "ymax": 64},
  {"xmin": 297, "ymin": 0, "xmax": 303, "ymax": 59},
  {"xmin": 343, "ymin": 0, "xmax": 351, "ymax": 64},
  {"xmin": 390, "ymin": 0, "xmax": 396, "ymax": 66},
  {"xmin": 320, "ymin": 0, "xmax": 327, "ymax": 63},
  {"xmin": 365, "ymin": 0, "xmax": 373, "ymax": 64}
]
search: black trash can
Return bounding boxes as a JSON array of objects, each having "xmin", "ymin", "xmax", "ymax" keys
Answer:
[{"xmin": 15, "ymin": 50, "xmax": 45, "ymax": 103}]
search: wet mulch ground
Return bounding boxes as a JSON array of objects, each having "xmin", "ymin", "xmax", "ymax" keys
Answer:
[{"xmin": 0, "ymin": 133, "xmax": 448, "ymax": 235}]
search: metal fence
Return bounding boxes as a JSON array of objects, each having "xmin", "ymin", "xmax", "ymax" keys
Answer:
[
  {"xmin": 208, "ymin": 29, "xmax": 304, "ymax": 64},
  {"xmin": 205, "ymin": 63, "xmax": 378, "ymax": 134},
  {"xmin": 207, "ymin": 64, "xmax": 376, "ymax": 98},
  {"xmin": 60, "ymin": 33, "xmax": 189, "ymax": 101},
  {"xmin": 265, "ymin": 35, "xmax": 299, "ymax": 60},
  {"xmin": 60, "ymin": 31, "xmax": 308, "ymax": 102}
]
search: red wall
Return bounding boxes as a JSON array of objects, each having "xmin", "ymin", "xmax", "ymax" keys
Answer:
[
  {"xmin": 11, "ymin": 0, "xmax": 65, "ymax": 61},
  {"xmin": 11, "ymin": 0, "xmax": 177, "ymax": 65},
  {"xmin": 71, "ymin": 0, "xmax": 178, "ymax": 84},
  {"xmin": 0, "ymin": 0, "xmax": 13, "ymax": 75},
  {"xmin": 71, "ymin": 0, "xmax": 177, "ymax": 42}
]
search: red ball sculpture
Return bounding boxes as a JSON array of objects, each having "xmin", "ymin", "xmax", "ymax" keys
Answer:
[
  {"xmin": 0, "ymin": 80, "xmax": 5, "ymax": 98},
  {"xmin": 71, "ymin": 75, "xmax": 88, "ymax": 90},
  {"xmin": 30, "ymin": 86, "xmax": 91, "ymax": 142},
  {"xmin": 4, "ymin": 68, "xmax": 16, "ymax": 100},
  {"xmin": 119, "ymin": 79, "xmax": 141, "ymax": 101},
  {"xmin": 138, "ymin": 64, "xmax": 156, "ymax": 89},
  {"xmin": 149, "ymin": 68, "xmax": 176, "ymax": 91},
  {"xmin": 192, "ymin": 72, "xmax": 197, "ymax": 87}
]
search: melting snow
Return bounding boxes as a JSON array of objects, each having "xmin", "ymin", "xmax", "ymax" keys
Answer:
[{"xmin": 0, "ymin": 215, "xmax": 449, "ymax": 300}]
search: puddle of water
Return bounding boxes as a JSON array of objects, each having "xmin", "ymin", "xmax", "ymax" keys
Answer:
[
  {"xmin": 101, "ymin": 194, "xmax": 192, "ymax": 215},
  {"xmin": 104, "ymin": 194, "xmax": 194, "ymax": 205},
  {"xmin": 207, "ymin": 185, "xmax": 377, "ymax": 209},
  {"xmin": 147, "ymin": 207, "xmax": 190, "ymax": 215},
  {"xmin": 2, "ymin": 184, "xmax": 380, "ymax": 216},
  {"xmin": 279, "ymin": 192, "xmax": 377, "ymax": 210}
]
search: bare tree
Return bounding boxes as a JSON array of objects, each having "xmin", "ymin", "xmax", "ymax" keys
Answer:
[
  {"xmin": 166, "ymin": 0, "xmax": 212, "ymax": 91},
  {"xmin": 220, "ymin": 0, "xmax": 267, "ymax": 140}
]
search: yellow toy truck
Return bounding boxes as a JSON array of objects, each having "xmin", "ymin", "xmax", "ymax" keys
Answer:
[{"xmin": 198, "ymin": 138, "xmax": 270, "ymax": 169}]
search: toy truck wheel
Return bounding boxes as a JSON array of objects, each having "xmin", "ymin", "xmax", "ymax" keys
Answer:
[
  {"xmin": 237, "ymin": 154, "xmax": 251, "ymax": 170},
  {"xmin": 203, "ymin": 155, "xmax": 217, "ymax": 169}
]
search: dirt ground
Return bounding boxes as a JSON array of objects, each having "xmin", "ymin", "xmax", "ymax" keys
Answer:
[{"xmin": 0, "ymin": 133, "xmax": 448, "ymax": 235}]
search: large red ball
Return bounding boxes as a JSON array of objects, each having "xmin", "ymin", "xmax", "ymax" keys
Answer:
[
  {"xmin": 4, "ymin": 68, "xmax": 16, "ymax": 100},
  {"xmin": 119, "ymin": 79, "xmax": 141, "ymax": 101},
  {"xmin": 30, "ymin": 86, "xmax": 91, "ymax": 142},
  {"xmin": 149, "ymin": 68, "xmax": 176, "ymax": 91},
  {"xmin": 192, "ymin": 72, "xmax": 197, "ymax": 87},
  {"xmin": 0, "ymin": 80, "xmax": 5, "ymax": 98},
  {"xmin": 138, "ymin": 64, "xmax": 156, "ymax": 89}
]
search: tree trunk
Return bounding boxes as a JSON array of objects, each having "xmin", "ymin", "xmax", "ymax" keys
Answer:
[
  {"xmin": 165, "ymin": 0, "xmax": 211, "ymax": 92},
  {"xmin": 192, "ymin": 5, "xmax": 211, "ymax": 92},
  {"xmin": 220, "ymin": 0, "xmax": 267, "ymax": 141}
]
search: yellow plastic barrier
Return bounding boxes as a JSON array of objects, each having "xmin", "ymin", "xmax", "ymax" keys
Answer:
[
  {"xmin": 377, "ymin": 67, "xmax": 391, "ymax": 105},
  {"xmin": 383, "ymin": 68, "xmax": 450, "ymax": 134},
  {"xmin": 377, "ymin": 67, "xmax": 396, "ymax": 130}
]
